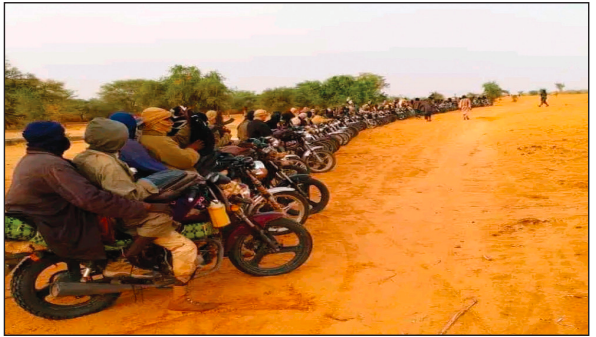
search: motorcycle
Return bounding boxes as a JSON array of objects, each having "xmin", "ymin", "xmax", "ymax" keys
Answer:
[
  {"xmin": 213, "ymin": 153, "xmax": 311, "ymax": 225},
  {"xmin": 5, "ymin": 169, "xmax": 312, "ymax": 320},
  {"xmin": 273, "ymin": 129, "xmax": 337, "ymax": 173},
  {"xmin": 234, "ymin": 139, "xmax": 330, "ymax": 214}
]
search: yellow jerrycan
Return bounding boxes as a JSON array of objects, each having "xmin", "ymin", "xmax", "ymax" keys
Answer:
[{"xmin": 207, "ymin": 200, "xmax": 231, "ymax": 228}]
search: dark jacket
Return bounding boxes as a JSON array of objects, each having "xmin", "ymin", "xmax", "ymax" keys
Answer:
[
  {"xmin": 189, "ymin": 116, "xmax": 216, "ymax": 156},
  {"xmin": 247, "ymin": 120, "xmax": 273, "ymax": 139},
  {"xmin": 266, "ymin": 113, "xmax": 281, "ymax": 130},
  {"xmin": 5, "ymin": 150, "xmax": 148, "ymax": 260}
]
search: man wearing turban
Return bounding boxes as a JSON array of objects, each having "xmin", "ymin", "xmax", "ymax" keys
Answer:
[
  {"xmin": 5, "ymin": 121, "xmax": 170, "ymax": 262},
  {"xmin": 247, "ymin": 109, "xmax": 273, "ymax": 139},
  {"xmin": 139, "ymin": 107, "xmax": 204, "ymax": 171},
  {"xmin": 109, "ymin": 112, "xmax": 168, "ymax": 177},
  {"xmin": 73, "ymin": 118, "xmax": 218, "ymax": 312}
]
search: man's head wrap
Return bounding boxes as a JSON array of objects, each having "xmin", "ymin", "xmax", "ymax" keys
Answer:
[
  {"xmin": 109, "ymin": 112, "xmax": 137, "ymax": 140},
  {"xmin": 22, "ymin": 121, "xmax": 70, "ymax": 156},
  {"xmin": 141, "ymin": 107, "xmax": 173, "ymax": 134}
]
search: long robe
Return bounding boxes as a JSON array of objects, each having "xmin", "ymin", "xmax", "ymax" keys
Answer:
[{"xmin": 5, "ymin": 150, "xmax": 148, "ymax": 260}]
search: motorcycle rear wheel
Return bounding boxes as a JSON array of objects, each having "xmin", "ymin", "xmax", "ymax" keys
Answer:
[
  {"xmin": 11, "ymin": 254, "xmax": 120, "ymax": 320},
  {"xmin": 228, "ymin": 218, "xmax": 312, "ymax": 276}
]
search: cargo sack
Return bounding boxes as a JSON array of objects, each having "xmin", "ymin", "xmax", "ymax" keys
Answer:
[{"xmin": 5, "ymin": 216, "xmax": 47, "ymax": 246}]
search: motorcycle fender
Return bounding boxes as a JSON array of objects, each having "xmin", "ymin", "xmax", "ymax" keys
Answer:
[
  {"xmin": 277, "ymin": 174, "xmax": 311, "ymax": 186},
  {"xmin": 267, "ymin": 186, "xmax": 296, "ymax": 194},
  {"xmin": 252, "ymin": 212, "xmax": 286, "ymax": 226},
  {"xmin": 302, "ymin": 146, "xmax": 324, "ymax": 159},
  {"xmin": 5, "ymin": 254, "xmax": 32, "ymax": 277},
  {"xmin": 283, "ymin": 154, "xmax": 301, "ymax": 161},
  {"xmin": 224, "ymin": 212, "xmax": 285, "ymax": 253},
  {"xmin": 224, "ymin": 224, "xmax": 252, "ymax": 254}
]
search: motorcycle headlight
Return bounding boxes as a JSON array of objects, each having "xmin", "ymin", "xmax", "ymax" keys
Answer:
[
  {"xmin": 272, "ymin": 139, "xmax": 280, "ymax": 147},
  {"xmin": 251, "ymin": 160, "xmax": 268, "ymax": 179}
]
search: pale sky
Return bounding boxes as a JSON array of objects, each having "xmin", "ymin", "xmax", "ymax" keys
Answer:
[{"xmin": 5, "ymin": 3, "xmax": 588, "ymax": 99}]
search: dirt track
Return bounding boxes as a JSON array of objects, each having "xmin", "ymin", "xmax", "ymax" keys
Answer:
[{"xmin": 4, "ymin": 95, "xmax": 588, "ymax": 334}]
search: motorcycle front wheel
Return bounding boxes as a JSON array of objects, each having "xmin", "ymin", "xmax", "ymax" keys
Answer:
[
  {"xmin": 228, "ymin": 218, "xmax": 313, "ymax": 276},
  {"xmin": 252, "ymin": 190, "xmax": 310, "ymax": 225},
  {"xmin": 305, "ymin": 150, "xmax": 337, "ymax": 173}
]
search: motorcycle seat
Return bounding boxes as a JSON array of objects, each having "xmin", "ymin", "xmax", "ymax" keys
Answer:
[
  {"xmin": 144, "ymin": 171, "xmax": 203, "ymax": 203},
  {"xmin": 219, "ymin": 145, "xmax": 253, "ymax": 156}
]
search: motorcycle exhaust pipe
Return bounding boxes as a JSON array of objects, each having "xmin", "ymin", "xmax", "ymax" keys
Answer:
[{"xmin": 51, "ymin": 282, "xmax": 161, "ymax": 297}]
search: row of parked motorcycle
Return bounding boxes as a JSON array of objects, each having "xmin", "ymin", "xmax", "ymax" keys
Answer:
[{"xmin": 4, "ymin": 108, "xmax": 416, "ymax": 320}]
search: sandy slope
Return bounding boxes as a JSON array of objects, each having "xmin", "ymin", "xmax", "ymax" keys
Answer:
[{"xmin": 4, "ymin": 95, "xmax": 587, "ymax": 334}]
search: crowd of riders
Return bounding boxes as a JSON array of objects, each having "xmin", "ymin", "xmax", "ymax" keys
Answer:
[{"xmin": 5, "ymin": 92, "xmax": 492, "ymax": 316}]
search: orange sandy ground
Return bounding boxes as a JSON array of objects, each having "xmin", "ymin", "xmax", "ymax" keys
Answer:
[{"xmin": 4, "ymin": 95, "xmax": 588, "ymax": 334}]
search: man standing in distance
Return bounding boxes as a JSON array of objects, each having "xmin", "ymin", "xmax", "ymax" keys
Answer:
[{"xmin": 458, "ymin": 95, "xmax": 472, "ymax": 120}]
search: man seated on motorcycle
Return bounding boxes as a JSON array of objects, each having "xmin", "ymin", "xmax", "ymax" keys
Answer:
[
  {"xmin": 73, "ymin": 118, "xmax": 218, "ymax": 312},
  {"xmin": 139, "ymin": 107, "xmax": 204, "ymax": 171},
  {"xmin": 247, "ymin": 109, "xmax": 273, "ymax": 138},
  {"xmin": 108, "ymin": 112, "xmax": 168, "ymax": 177},
  {"xmin": 312, "ymin": 111, "xmax": 331, "ymax": 125},
  {"xmin": 236, "ymin": 110, "xmax": 254, "ymax": 142},
  {"xmin": 206, "ymin": 110, "xmax": 232, "ymax": 149},
  {"xmin": 5, "ymin": 121, "xmax": 171, "ymax": 276}
]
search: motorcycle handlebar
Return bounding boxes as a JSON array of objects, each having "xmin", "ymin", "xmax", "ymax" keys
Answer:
[{"xmin": 187, "ymin": 187, "xmax": 199, "ymax": 203}]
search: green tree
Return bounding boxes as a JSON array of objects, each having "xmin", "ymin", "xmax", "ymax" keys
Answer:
[
  {"xmin": 197, "ymin": 71, "xmax": 231, "ymax": 111},
  {"xmin": 85, "ymin": 98, "xmax": 121, "ymax": 119},
  {"xmin": 5, "ymin": 60, "xmax": 74, "ymax": 126},
  {"xmin": 161, "ymin": 65, "xmax": 231, "ymax": 111},
  {"xmin": 528, "ymin": 90, "xmax": 539, "ymax": 95},
  {"xmin": 230, "ymin": 90, "xmax": 259, "ymax": 111},
  {"xmin": 14, "ymin": 88, "xmax": 46, "ymax": 121},
  {"xmin": 482, "ymin": 81, "xmax": 504, "ymax": 103},
  {"xmin": 357, "ymin": 73, "xmax": 388, "ymax": 92},
  {"xmin": 258, "ymin": 87, "xmax": 295, "ymax": 112},
  {"xmin": 99, "ymin": 79, "xmax": 146, "ymax": 112},
  {"xmin": 321, "ymin": 75, "xmax": 356, "ymax": 107},
  {"xmin": 294, "ymin": 81, "xmax": 324, "ymax": 107},
  {"xmin": 162, "ymin": 65, "xmax": 203, "ymax": 108},
  {"xmin": 137, "ymin": 80, "xmax": 168, "ymax": 109},
  {"xmin": 351, "ymin": 73, "xmax": 388, "ymax": 105},
  {"xmin": 555, "ymin": 83, "xmax": 565, "ymax": 93},
  {"xmin": 428, "ymin": 91, "xmax": 445, "ymax": 101},
  {"xmin": 64, "ymin": 98, "xmax": 120, "ymax": 121},
  {"xmin": 518, "ymin": 91, "xmax": 524, "ymax": 96},
  {"xmin": 5, "ymin": 60, "xmax": 27, "ymax": 127}
]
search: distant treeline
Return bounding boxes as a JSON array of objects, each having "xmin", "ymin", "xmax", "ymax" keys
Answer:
[{"xmin": 4, "ymin": 60, "xmax": 587, "ymax": 129}]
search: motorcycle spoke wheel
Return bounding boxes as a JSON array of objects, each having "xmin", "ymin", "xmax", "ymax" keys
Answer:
[{"xmin": 305, "ymin": 151, "xmax": 336, "ymax": 173}]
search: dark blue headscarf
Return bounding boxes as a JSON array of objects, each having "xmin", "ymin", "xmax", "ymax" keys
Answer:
[
  {"xmin": 108, "ymin": 112, "xmax": 168, "ymax": 177},
  {"xmin": 22, "ymin": 121, "xmax": 71, "ymax": 156},
  {"xmin": 109, "ymin": 112, "xmax": 137, "ymax": 140}
]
